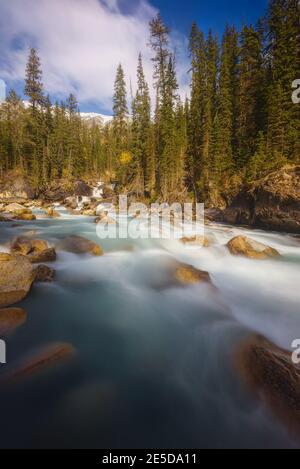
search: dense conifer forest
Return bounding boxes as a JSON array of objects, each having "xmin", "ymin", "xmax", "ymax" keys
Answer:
[{"xmin": 0, "ymin": 0, "xmax": 299, "ymax": 204}]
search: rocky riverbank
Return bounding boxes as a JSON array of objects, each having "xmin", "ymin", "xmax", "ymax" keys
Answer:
[{"xmin": 218, "ymin": 165, "xmax": 300, "ymax": 234}]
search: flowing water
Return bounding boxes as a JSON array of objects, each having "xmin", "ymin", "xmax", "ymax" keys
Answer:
[{"xmin": 0, "ymin": 210, "xmax": 299, "ymax": 449}]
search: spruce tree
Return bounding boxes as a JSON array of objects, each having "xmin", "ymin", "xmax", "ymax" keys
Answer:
[{"xmin": 113, "ymin": 64, "xmax": 129, "ymax": 159}]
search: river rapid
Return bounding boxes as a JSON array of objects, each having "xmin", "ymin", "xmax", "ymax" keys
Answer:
[{"xmin": 0, "ymin": 208, "xmax": 299, "ymax": 449}]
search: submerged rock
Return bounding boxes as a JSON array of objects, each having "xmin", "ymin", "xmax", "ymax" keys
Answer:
[
  {"xmin": 56, "ymin": 235, "xmax": 103, "ymax": 256},
  {"xmin": 227, "ymin": 236, "xmax": 280, "ymax": 260},
  {"xmin": 180, "ymin": 235, "xmax": 210, "ymax": 247},
  {"xmin": 0, "ymin": 308, "xmax": 27, "ymax": 335},
  {"xmin": 0, "ymin": 253, "xmax": 35, "ymax": 307},
  {"xmin": 1, "ymin": 343, "xmax": 75, "ymax": 384},
  {"xmin": 235, "ymin": 335, "xmax": 300, "ymax": 441}
]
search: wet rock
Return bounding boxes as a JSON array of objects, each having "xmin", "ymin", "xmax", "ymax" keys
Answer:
[
  {"xmin": 56, "ymin": 235, "xmax": 103, "ymax": 256},
  {"xmin": 180, "ymin": 235, "xmax": 209, "ymax": 247},
  {"xmin": 82, "ymin": 209, "xmax": 96, "ymax": 216},
  {"xmin": 47, "ymin": 208, "xmax": 61, "ymax": 218},
  {"xmin": 0, "ymin": 253, "xmax": 35, "ymax": 307},
  {"xmin": 64, "ymin": 196, "xmax": 78, "ymax": 210},
  {"xmin": 29, "ymin": 248, "xmax": 57, "ymax": 264},
  {"xmin": 0, "ymin": 308, "xmax": 27, "ymax": 335},
  {"xmin": 34, "ymin": 264, "xmax": 55, "ymax": 282},
  {"xmin": 0, "ymin": 215, "xmax": 10, "ymax": 222},
  {"xmin": 1, "ymin": 343, "xmax": 75, "ymax": 384},
  {"xmin": 11, "ymin": 236, "xmax": 48, "ymax": 256},
  {"xmin": 95, "ymin": 213, "xmax": 116, "ymax": 225},
  {"xmin": 3, "ymin": 203, "xmax": 26, "ymax": 213},
  {"xmin": 175, "ymin": 264, "xmax": 212, "ymax": 285},
  {"xmin": 227, "ymin": 236, "xmax": 280, "ymax": 260},
  {"xmin": 235, "ymin": 335, "xmax": 300, "ymax": 441},
  {"xmin": 3, "ymin": 206, "xmax": 36, "ymax": 221},
  {"xmin": 13, "ymin": 212, "xmax": 36, "ymax": 221},
  {"xmin": 10, "ymin": 237, "xmax": 56, "ymax": 263}
]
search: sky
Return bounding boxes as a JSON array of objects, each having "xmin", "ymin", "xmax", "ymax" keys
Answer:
[{"xmin": 0, "ymin": 0, "xmax": 269, "ymax": 115}]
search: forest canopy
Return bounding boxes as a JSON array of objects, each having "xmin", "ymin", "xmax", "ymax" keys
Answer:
[{"xmin": 0, "ymin": 0, "xmax": 299, "ymax": 205}]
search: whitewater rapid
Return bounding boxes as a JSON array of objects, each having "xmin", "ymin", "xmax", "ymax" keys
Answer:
[{"xmin": 0, "ymin": 210, "xmax": 299, "ymax": 448}]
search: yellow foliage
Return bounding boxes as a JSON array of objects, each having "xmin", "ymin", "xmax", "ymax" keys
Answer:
[{"xmin": 119, "ymin": 151, "xmax": 132, "ymax": 166}]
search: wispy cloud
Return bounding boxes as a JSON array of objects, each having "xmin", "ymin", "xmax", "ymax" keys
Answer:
[{"xmin": 0, "ymin": 0, "xmax": 190, "ymax": 113}]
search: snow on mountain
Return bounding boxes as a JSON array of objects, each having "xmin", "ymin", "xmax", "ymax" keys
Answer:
[
  {"xmin": 22, "ymin": 100, "xmax": 112, "ymax": 126},
  {"xmin": 80, "ymin": 112, "xmax": 113, "ymax": 126}
]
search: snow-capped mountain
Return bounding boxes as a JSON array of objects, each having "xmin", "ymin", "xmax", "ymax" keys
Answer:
[
  {"xmin": 80, "ymin": 112, "xmax": 113, "ymax": 126},
  {"xmin": 21, "ymin": 100, "xmax": 112, "ymax": 126}
]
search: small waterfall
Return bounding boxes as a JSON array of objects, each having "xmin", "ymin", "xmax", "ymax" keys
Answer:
[{"xmin": 92, "ymin": 181, "xmax": 104, "ymax": 199}]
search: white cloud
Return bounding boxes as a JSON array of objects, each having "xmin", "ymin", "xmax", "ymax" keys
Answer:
[{"xmin": 0, "ymin": 0, "xmax": 190, "ymax": 113}]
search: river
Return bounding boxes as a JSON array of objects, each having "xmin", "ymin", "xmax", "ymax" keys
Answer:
[{"xmin": 0, "ymin": 208, "xmax": 299, "ymax": 448}]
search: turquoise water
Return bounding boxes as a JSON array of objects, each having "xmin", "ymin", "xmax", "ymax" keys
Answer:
[{"xmin": 0, "ymin": 212, "xmax": 299, "ymax": 448}]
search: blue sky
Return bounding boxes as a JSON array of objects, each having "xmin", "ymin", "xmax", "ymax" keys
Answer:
[
  {"xmin": 0, "ymin": 0, "xmax": 269, "ymax": 114},
  {"xmin": 151, "ymin": 0, "xmax": 268, "ymax": 36}
]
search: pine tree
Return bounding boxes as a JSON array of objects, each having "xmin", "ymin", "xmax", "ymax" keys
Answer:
[
  {"xmin": 212, "ymin": 26, "xmax": 239, "ymax": 187},
  {"xmin": 24, "ymin": 48, "xmax": 45, "ymax": 185},
  {"xmin": 131, "ymin": 53, "xmax": 153, "ymax": 195},
  {"xmin": 113, "ymin": 64, "xmax": 129, "ymax": 160},
  {"xmin": 188, "ymin": 23, "xmax": 206, "ymax": 196},
  {"xmin": 149, "ymin": 13, "xmax": 171, "ymax": 195},
  {"xmin": 266, "ymin": 0, "xmax": 300, "ymax": 163},
  {"xmin": 24, "ymin": 48, "xmax": 44, "ymax": 111},
  {"xmin": 236, "ymin": 24, "xmax": 265, "ymax": 169}
]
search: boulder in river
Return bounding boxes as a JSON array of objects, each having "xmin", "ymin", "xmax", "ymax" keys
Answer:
[
  {"xmin": 227, "ymin": 236, "xmax": 280, "ymax": 260},
  {"xmin": 29, "ymin": 248, "xmax": 57, "ymax": 264},
  {"xmin": 11, "ymin": 237, "xmax": 56, "ymax": 263},
  {"xmin": 95, "ymin": 213, "xmax": 116, "ymax": 225},
  {"xmin": 3, "ymin": 203, "xmax": 26, "ymax": 213},
  {"xmin": 180, "ymin": 235, "xmax": 210, "ymax": 247},
  {"xmin": 175, "ymin": 264, "xmax": 212, "ymax": 285},
  {"xmin": 34, "ymin": 264, "xmax": 55, "ymax": 282},
  {"xmin": 0, "ymin": 253, "xmax": 35, "ymax": 307},
  {"xmin": 235, "ymin": 335, "xmax": 300, "ymax": 441},
  {"xmin": 56, "ymin": 235, "xmax": 103, "ymax": 256},
  {"xmin": 0, "ymin": 308, "xmax": 27, "ymax": 336},
  {"xmin": 13, "ymin": 212, "xmax": 36, "ymax": 221},
  {"xmin": 11, "ymin": 236, "xmax": 48, "ymax": 256},
  {"xmin": 47, "ymin": 208, "xmax": 61, "ymax": 218}
]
